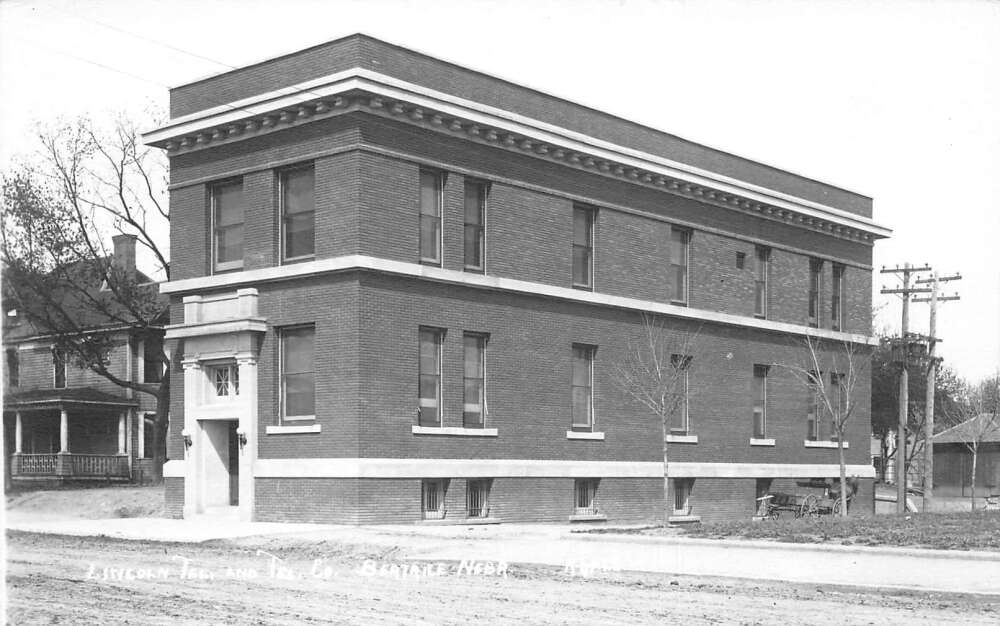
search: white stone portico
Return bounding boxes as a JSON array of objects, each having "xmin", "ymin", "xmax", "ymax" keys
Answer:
[{"xmin": 165, "ymin": 288, "xmax": 265, "ymax": 522}]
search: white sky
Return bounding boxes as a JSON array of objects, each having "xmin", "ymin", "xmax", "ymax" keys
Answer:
[{"xmin": 1, "ymin": 0, "xmax": 998, "ymax": 381}]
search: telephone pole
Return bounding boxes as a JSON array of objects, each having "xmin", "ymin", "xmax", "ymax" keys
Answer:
[
  {"xmin": 880, "ymin": 263, "xmax": 932, "ymax": 513},
  {"xmin": 914, "ymin": 271, "xmax": 961, "ymax": 510}
]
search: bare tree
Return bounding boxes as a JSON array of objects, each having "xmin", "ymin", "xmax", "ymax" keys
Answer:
[
  {"xmin": 1, "ymin": 115, "xmax": 170, "ymax": 478},
  {"xmin": 939, "ymin": 375, "xmax": 1000, "ymax": 508},
  {"xmin": 775, "ymin": 334, "xmax": 870, "ymax": 517},
  {"xmin": 611, "ymin": 312, "xmax": 700, "ymax": 523}
]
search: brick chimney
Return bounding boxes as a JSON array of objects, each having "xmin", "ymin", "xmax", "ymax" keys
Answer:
[{"xmin": 112, "ymin": 234, "xmax": 138, "ymax": 278}]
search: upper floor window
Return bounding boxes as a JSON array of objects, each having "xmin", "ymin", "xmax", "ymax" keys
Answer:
[
  {"xmin": 572, "ymin": 206, "xmax": 595, "ymax": 289},
  {"xmin": 418, "ymin": 327, "xmax": 444, "ymax": 426},
  {"xmin": 212, "ymin": 180, "xmax": 244, "ymax": 273},
  {"xmin": 571, "ymin": 344, "xmax": 596, "ymax": 430},
  {"xmin": 141, "ymin": 337, "xmax": 164, "ymax": 384},
  {"xmin": 670, "ymin": 227, "xmax": 690, "ymax": 305},
  {"xmin": 464, "ymin": 180, "xmax": 487, "ymax": 272},
  {"xmin": 808, "ymin": 259, "xmax": 823, "ymax": 327},
  {"xmin": 419, "ymin": 170, "xmax": 443, "ymax": 266},
  {"xmin": 752, "ymin": 364, "xmax": 768, "ymax": 438},
  {"xmin": 831, "ymin": 264, "xmax": 844, "ymax": 331},
  {"xmin": 6, "ymin": 348, "xmax": 19, "ymax": 387},
  {"xmin": 53, "ymin": 348, "xmax": 67, "ymax": 389},
  {"xmin": 671, "ymin": 354, "xmax": 692, "ymax": 434},
  {"xmin": 281, "ymin": 326, "xmax": 315, "ymax": 422},
  {"xmin": 754, "ymin": 246, "xmax": 770, "ymax": 318},
  {"xmin": 281, "ymin": 165, "xmax": 315, "ymax": 261},
  {"xmin": 463, "ymin": 333, "xmax": 488, "ymax": 428}
]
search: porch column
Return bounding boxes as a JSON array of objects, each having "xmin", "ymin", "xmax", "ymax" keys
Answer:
[
  {"xmin": 118, "ymin": 411, "xmax": 127, "ymax": 454},
  {"xmin": 137, "ymin": 412, "xmax": 145, "ymax": 459},
  {"xmin": 237, "ymin": 356, "xmax": 258, "ymax": 523},
  {"xmin": 14, "ymin": 412, "xmax": 22, "ymax": 454},
  {"xmin": 59, "ymin": 409, "xmax": 69, "ymax": 453},
  {"xmin": 182, "ymin": 360, "xmax": 202, "ymax": 518}
]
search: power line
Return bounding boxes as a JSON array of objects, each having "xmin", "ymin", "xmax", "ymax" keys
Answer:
[
  {"xmin": 8, "ymin": 3, "xmax": 338, "ymax": 125},
  {"xmin": 7, "ymin": 34, "xmax": 172, "ymax": 89},
  {"xmin": 35, "ymin": 4, "xmax": 237, "ymax": 70}
]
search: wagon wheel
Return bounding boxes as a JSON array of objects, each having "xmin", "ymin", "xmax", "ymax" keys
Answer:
[
  {"xmin": 832, "ymin": 498, "xmax": 842, "ymax": 515},
  {"xmin": 798, "ymin": 494, "xmax": 820, "ymax": 518}
]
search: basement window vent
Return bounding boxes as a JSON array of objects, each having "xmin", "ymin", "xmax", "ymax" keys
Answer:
[
  {"xmin": 574, "ymin": 479, "xmax": 599, "ymax": 515},
  {"xmin": 422, "ymin": 479, "xmax": 447, "ymax": 520},
  {"xmin": 466, "ymin": 479, "xmax": 492, "ymax": 518}
]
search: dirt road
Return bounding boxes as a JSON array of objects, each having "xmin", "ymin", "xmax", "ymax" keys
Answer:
[{"xmin": 6, "ymin": 531, "xmax": 997, "ymax": 625}]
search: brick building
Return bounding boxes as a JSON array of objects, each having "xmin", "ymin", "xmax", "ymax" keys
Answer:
[
  {"xmin": 3, "ymin": 235, "xmax": 166, "ymax": 486},
  {"xmin": 145, "ymin": 34, "xmax": 890, "ymax": 524}
]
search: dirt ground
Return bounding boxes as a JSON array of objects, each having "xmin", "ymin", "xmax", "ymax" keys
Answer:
[{"xmin": 6, "ymin": 531, "xmax": 997, "ymax": 625}]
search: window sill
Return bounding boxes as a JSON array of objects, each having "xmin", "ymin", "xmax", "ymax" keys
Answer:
[
  {"xmin": 569, "ymin": 513, "xmax": 607, "ymax": 522},
  {"xmin": 417, "ymin": 517, "xmax": 503, "ymax": 526},
  {"xmin": 411, "ymin": 426, "xmax": 498, "ymax": 437},
  {"xmin": 282, "ymin": 254, "xmax": 315, "ymax": 265},
  {"xmin": 566, "ymin": 430, "xmax": 605, "ymax": 440},
  {"xmin": 804, "ymin": 440, "xmax": 849, "ymax": 449},
  {"xmin": 749, "ymin": 438, "xmax": 775, "ymax": 446},
  {"xmin": 266, "ymin": 424, "xmax": 321, "ymax": 435},
  {"xmin": 666, "ymin": 434, "xmax": 698, "ymax": 444}
]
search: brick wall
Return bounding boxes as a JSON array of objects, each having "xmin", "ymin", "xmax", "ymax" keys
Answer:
[
  {"xmin": 165, "ymin": 117, "xmax": 873, "ymax": 333},
  {"xmin": 352, "ymin": 273, "xmax": 872, "ymax": 467},
  {"xmin": 169, "ymin": 35, "xmax": 872, "ymax": 220}
]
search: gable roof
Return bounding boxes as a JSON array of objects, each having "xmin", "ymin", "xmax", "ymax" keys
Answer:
[{"xmin": 934, "ymin": 414, "xmax": 1000, "ymax": 444}]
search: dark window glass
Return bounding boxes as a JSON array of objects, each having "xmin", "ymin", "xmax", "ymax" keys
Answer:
[
  {"xmin": 572, "ymin": 345, "xmax": 595, "ymax": 429},
  {"xmin": 464, "ymin": 181, "xmax": 486, "ymax": 271},
  {"xmin": 282, "ymin": 166, "xmax": 315, "ymax": 260},
  {"xmin": 755, "ymin": 246, "xmax": 769, "ymax": 318},
  {"xmin": 212, "ymin": 180, "xmax": 244, "ymax": 271},
  {"xmin": 282, "ymin": 327, "xmax": 315, "ymax": 420},
  {"xmin": 670, "ymin": 354, "xmax": 692, "ymax": 433},
  {"xmin": 463, "ymin": 333, "xmax": 486, "ymax": 427},
  {"xmin": 671, "ymin": 228, "xmax": 689, "ymax": 304},
  {"xmin": 143, "ymin": 337, "xmax": 163, "ymax": 384},
  {"xmin": 53, "ymin": 349, "xmax": 66, "ymax": 389},
  {"xmin": 572, "ymin": 207, "xmax": 594, "ymax": 288},
  {"xmin": 419, "ymin": 171, "xmax": 442, "ymax": 265},
  {"xmin": 418, "ymin": 328, "xmax": 443, "ymax": 426},
  {"xmin": 808, "ymin": 259, "xmax": 823, "ymax": 327},
  {"xmin": 831, "ymin": 264, "xmax": 844, "ymax": 331},
  {"xmin": 6, "ymin": 348, "xmax": 18, "ymax": 387},
  {"xmin": 752, "ymin": 365, "xmax": 768, "ymax": 438}
]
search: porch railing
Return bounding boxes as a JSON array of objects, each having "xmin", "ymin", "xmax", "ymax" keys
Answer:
[
  {"xmin": 70, "ymin": 454, "xmax": 129, "ymax": 477},
  {"xmin": 13, "ymin": 453, "xmax": 129, "ymax": 478},
  {"xmin": 16, "ymin": 454, "xmax": 57, "ymax": 475}
]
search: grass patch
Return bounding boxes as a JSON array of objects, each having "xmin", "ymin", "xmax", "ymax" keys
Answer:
[{"xmin": 669, "ymin": 511, "xmax": 1000, "ymax": 551}]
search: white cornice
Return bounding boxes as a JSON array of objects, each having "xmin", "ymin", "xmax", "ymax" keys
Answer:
[
  {"xmin": 158, "ymin": 255, "xmax": 879, "ymax": 346},
  {"xmin": 143, "ymin": 69, "xmax": 889, "ymax": 240}
]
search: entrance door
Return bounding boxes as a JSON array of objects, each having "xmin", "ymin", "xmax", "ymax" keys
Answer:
[{"xmin": 228, "ymin": 421, "xmax": 239, "ymax": 506}]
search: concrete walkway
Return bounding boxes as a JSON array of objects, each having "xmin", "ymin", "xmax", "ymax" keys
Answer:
[{"xmin": 7, "ymin": 514, "xmax": 1000, "ymax": 595}]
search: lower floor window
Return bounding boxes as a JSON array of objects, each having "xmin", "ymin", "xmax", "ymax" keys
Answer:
[
  {"xmin": 466, "ymin": 479, "xmax": 491, "ymax": 518},
  {"xmin": 422, "ymin": 479, "xmax": 447, "ymax": 520},
  {"xmin": 574, "ymin": 479, "xmax": 599, "ymax": 515},
  {"xmin": 672, "ymin": 478, "xmax": 693, "ymax": 516}
]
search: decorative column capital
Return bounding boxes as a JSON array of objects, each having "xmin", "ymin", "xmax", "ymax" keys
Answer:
[{"xmin": 181, "ymin": 359, "xmax": 203, "ymax": 371}]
